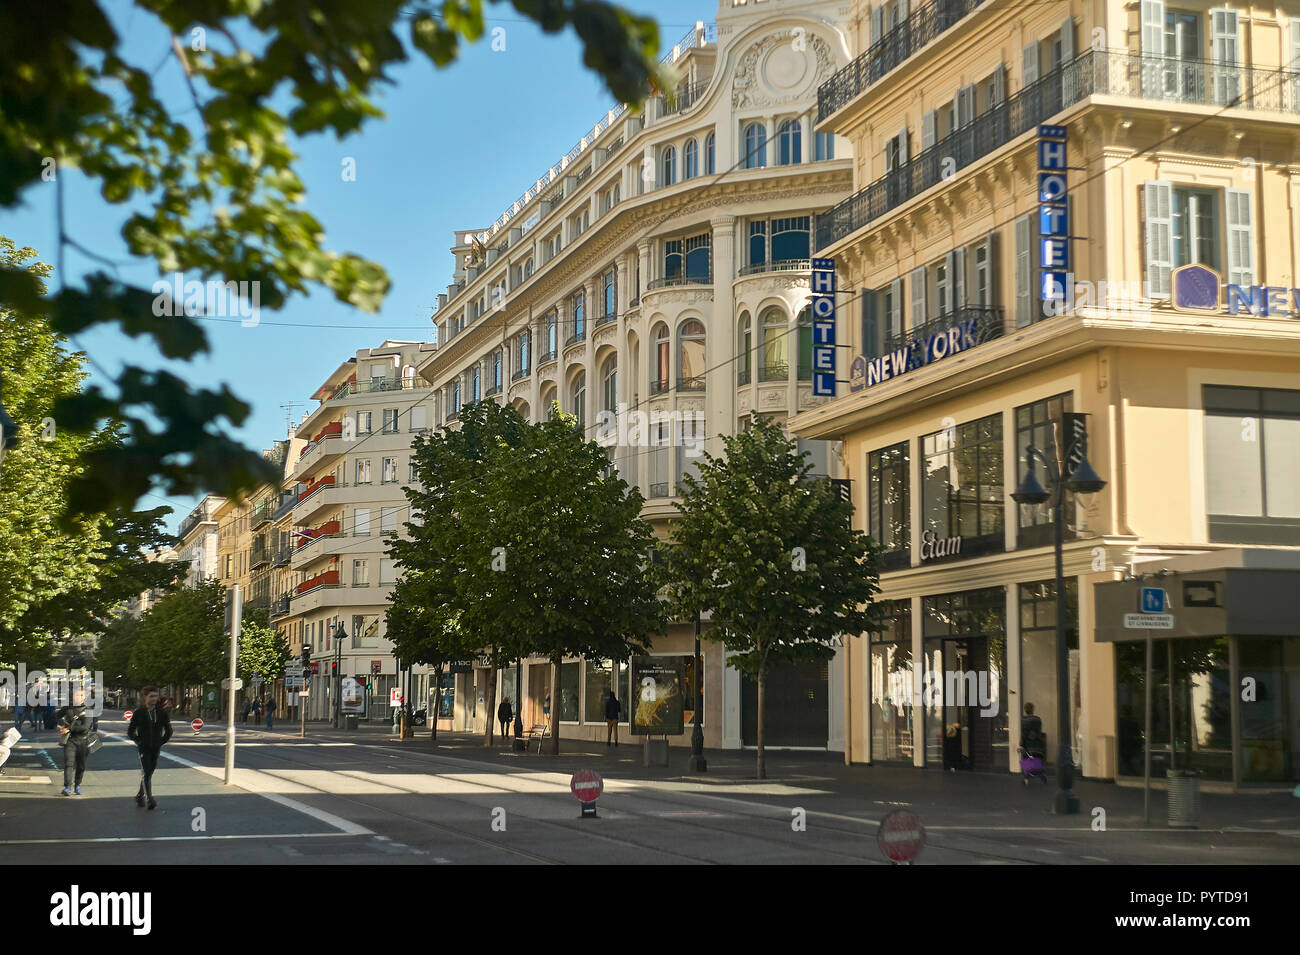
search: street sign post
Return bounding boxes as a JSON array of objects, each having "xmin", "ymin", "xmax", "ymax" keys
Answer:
[
  {"xmin": 877, "ymin": 809, "xmax": 925, "ymax": 864},
  {"xmin": 1140, "ymin": 587, "xmax": 1168, "ymax": 613},
  {"xmin": 191, "ymin": 718, "xmax": 203, "ymax": 734},
  {"xmin": 220, "ymin": 677, "xmax": 245, "ymax": 690},
  {"xmin": 1124, "ymin": 613, "xmax": 1175, "ymax": 629},
  {"xmin": 570, "ymin": 769, "xmax": 603, "ymax": 819}
]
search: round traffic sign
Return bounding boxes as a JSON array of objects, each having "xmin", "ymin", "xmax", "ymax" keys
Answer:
[
  {"xmin": 570, "ymin": 769, "xmax": 603, "ymax": 804},
  {"xmin": 877, "ymin": 809, "xmax": 925, "ymax": 863},
  {"xmin": 123, "ymin": 710, "xmax": 133, "ymax": 721},
  {"xmin": 191, "ymin": 718, "xmax": 204, "ymax": 732}
]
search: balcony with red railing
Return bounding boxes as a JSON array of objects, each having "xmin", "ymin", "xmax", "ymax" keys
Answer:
[
  {"xmin": 297, "ymin": 475, "xmax": 336, "ymax": 504},
  {"xmin": 295, "ymin": 569, "xmax": 340, "ymax": 596},
  {"xmin": 295, "ymin": 519, "xmax": 341, "ymax": 549}
]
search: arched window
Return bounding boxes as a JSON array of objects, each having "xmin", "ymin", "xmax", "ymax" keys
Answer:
[
  {"xmin": 570, "ymin": 371, "xmax": 587, "ymax": 430},
  {"xmin": 743, "ymin": 122, "xmax": 767, "ymax": 169},
  {"xmin": 545, "ymin": 312, "xmax": 557, "ymax": 356},
  {"xmin": 796, "ymin": 306, "xmax": 812, "ymax": 381},
  {"xmin": 492, "ymin": 351, "xmax": 502, "ymax": 392},
  {"xmin": 678, "ymin": 319, "xmax": 706, "ymax": 390},
  {"xmin": 572, "ymin": 291, "xmax": 585, "ymax": 340},
  {"xmin": 738, "ymin": 312, "xmax": 752, "ymax": 385},
  {"xmin": 524, "ymin": 257, "xmax": 534, "ymax": 278},
  {"xmin": 661, "ymin": 145, "xmax": 677, "ymax": 186},
  {"xmin": 777, "ymin": 119, "xmax": 802, "ymax": 165},
  {"xmin": 683, "ymin": 138, "xmax": 698, "ymax": 179},
  {"xmin": 542, "ymin": 385, "xmax": 558, "ymax": 418},
  {"xmin": 760, "ymin": 307, "xmax": 788, "ymax": 380},
  {"xmin": 815, "ymin": 132, "xmax": 835, "ymax": 161},
  {"xmin": 705, "ymin": 131, "xmax": 716, "ymax": 174},
  {"xmin": 451, "ymin": 380, "xmax": 461, "ymax": 413},
  {"xmin": 401, "ymin": 364, "xmax": 416, "ymax": 386},
  {"xmin": 652, "ymin": 323, "xmax": 670, "ymax": 393},
  {"xmin": 601, "ymin": 354, "xmax": 618, "ymax": 414},
  {"xmin": 472, "ymin": 366, "xmax": 481, "ymax": 402}
]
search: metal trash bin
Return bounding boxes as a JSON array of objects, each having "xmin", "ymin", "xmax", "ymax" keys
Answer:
[
  {"xmin": 1167, "ymin": 769, "xmax": 1200, "ymax": 828},
  {"xmin": 345, "ymin": 715, "xmax": 358, "ymax": 730}
]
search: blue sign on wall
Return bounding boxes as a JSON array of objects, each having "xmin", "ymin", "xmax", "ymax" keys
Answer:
[
  {"xmin": 811, "ymin": 257, "xmax": 836, "ymax": 396},
  {"xmin": 1037, "ymin": 124, "xmax": 1069, "ymax": 304}
]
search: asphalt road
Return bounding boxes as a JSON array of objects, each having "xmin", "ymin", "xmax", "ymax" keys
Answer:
[{"xmin": 2, "ymin": 719, "xmax": 1297, "ymax": 865}]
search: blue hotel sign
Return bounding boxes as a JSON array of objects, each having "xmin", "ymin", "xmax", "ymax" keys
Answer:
[
  {"xmin": 811, "ymin": 257, "xmax": 836, "ymax": 396},
  {"xmin": 1038, "ymin": 124, "xmax": 1069, "ymax": 304},
  {"xmin": 1173, "ymin": 263, "xmax": 1300, "ymax": 316}
]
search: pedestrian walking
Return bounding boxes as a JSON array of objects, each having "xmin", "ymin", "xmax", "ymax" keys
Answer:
[
  {"xmin": 264, "ymin": 696, "xmax": 276, "ymax": 730},
  {"xmin": 13, "ymin": 699, "xmax": 24, "ymax": 732},
  {"xmin": 56, "ymin": 688, "xmax": 94, "ymax": 796},
  {"xmin": 604, "ymin": 690, "xmax": 622, "ymax": 747},
  {"xmin": 241, "ymin": 699, "xmax": 251, "ymax": 724},
  {"xmin": 497, "ymin": 697, "xmax": 513, "ymax": 741},
  {"xmin": 252, "ymin": 698, "xmax": 262, "ymax": 723},
  {"xmin": 127, "ymin": 686, "xmax": 172, "ymax": 810}
]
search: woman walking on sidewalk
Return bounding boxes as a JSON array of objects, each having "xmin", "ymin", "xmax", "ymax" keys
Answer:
[
  {"xmin": 56, "ymin": 688, "xmax": 95, "ymax": 795},
  {"xmin": 128, "ymin": 686, "xmax": 172, "ymax": 810}
]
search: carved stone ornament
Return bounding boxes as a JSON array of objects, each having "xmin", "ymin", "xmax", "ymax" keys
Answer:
[{"xmin": 733, "ymin": 33, "xmax": 834, "ymax": 110}]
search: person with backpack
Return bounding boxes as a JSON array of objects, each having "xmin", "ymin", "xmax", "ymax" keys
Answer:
[{"xmin": 127, "ymin": 686, "xmax": 172, "ymax": 810}]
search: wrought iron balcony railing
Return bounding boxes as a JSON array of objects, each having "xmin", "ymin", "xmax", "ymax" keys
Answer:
[
  {"xmin": 677, "ymin": 376, "xmax": 706, "ymax": 392},
  {"xmin": 759, "ymin": 361, "xmax": 789, "ymax": 382},
  {"xmin": 511, "ymin": 367, "xmax": 529, "ymax": 382},
  {"xmin": 878, "ymin": 305, "xmax": 1007, "ymax": 357},
  {"xmin": 737, "ymin": 259, "xmax": 812, "ymax": 277},
  {"xmin": 646, "ymin": 273, "xmax": 712, "ymax": 291},
  {"xmin": 817, "ymin": 49, "xmax": 1300, "ymax": 250},
  {"xmin": 817, "ymin": 0, "xmax": 987, "ymax": 121},
  {"xmin": 537, "ymin": 349, "xmax": 558, "ymax": 366}
]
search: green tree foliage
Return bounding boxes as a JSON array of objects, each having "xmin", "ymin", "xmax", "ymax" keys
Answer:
[
  {"xmin": 0, "ymin": 0, "xmax": 666, "ymax": 517},
  {"xmin": 238, "ymin": 617, "xmax": 289, "ymax": 685},
  {"xmin": 94, "ymin": 613, "xmax": 143, "ymax": 689},
  {"xmin": 667, "ymin": 415, "xmax": 882, "ymax": 779},
  {"xmin": 391, "ymin": 400, "xmax": 663, "ymax": 751},
  {"xmin": 128, "ymin": 579, "xmax": 226, "ymax": 689}
]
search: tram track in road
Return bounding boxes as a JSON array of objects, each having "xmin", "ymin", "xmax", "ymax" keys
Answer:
[{"xmin": 176, "ymin": 733, "xmax": 1053, "ymax": 865}]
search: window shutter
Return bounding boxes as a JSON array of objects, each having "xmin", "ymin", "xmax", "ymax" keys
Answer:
[
  {"xmin": 900, "ymin": 0, "xmax": 909, "ymax": 18},
  {"xmin": 1141, "ymin": 0, "xmax": 1165, "ymax": 56},
  {"xmin": 910, "ymin": 266, "xmax": 928, "ymax": 328},
  {"xmin": 952, "ymin": 247, "xmax": 967, "ymax": 308},
  {"xmin": 1015, "ymin": 214, "xmax": 1033, "ymax": 327},
  {"xmin": 992, "ymin": 64, "xmax": 1006, "ymax": 105},
  {"xmin": 1143, "ymin": 180, "xmax": 1174, "ymax": 297},
  {"xmin": 1211, "ymin": 9, "xmax": 1241, "ymax": 105},
  {"xmin": 871, "ymin": 5, "xmax": 883, "ymax": 45},
  {"xmin": 898, "ymin": 127, "xmax": 909, "ymax": 164},
  {"xmin": 986, "ymin": 231, "xmax": 1000, "ymax": 306},
  {"xmin": 1022, "ymin": 42, "xmax": 1039, "ymax": 87},
  {"xmin": 888, "ymin": 278, "xmax": 904, "ymax": 341},
  {"xmin": 957, "ymin": 84, "xmax": 976, "ymax": 128},
  {"xmin": 1060, "ymin": 17, "xmax": 1075, "ymax": 61},
  {"xmin": 1291, "ymin": 20, "xmax": 1300, "ymax": 112},
  {"xmin": 922, "ymin": 110, "xmax": 937, "ymax": 151},
  {"xmin": 1225, "ymin": 188, "xmax": 1254, "ymax": 288},
  {"xmin": 354, "ymin": 508, "xmax": 371, "ymax": 536},
  {"xmin": 862, "ymin": 289, "xmax": 880, "ymax": 358}
]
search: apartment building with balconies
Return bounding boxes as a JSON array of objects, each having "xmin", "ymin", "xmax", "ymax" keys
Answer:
[
  {"xmin": 793, "ymin": 0, "xmax": 1300, "ymax": 785},
  {"xmin": 417, "ymin": 0, "xmax": 859, "ymax": 751},
  {"xmin": 279, "ymin": 340, "xmax": 437, "ymax": 720},
  {"xmin": 176, "ymin": 494, "xmax": 223, "ymax": 586}
]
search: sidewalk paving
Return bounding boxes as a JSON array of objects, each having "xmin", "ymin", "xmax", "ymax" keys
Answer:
[{"xmin": 250, "ymin": 721, "xmax": 1300, "ymax": 835}]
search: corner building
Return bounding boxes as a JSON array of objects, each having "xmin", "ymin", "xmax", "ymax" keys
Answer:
[
  {"xmin": 418, "ymin": 0, "xmax": 858, "ymax": 750},
  {"xmin": 793, "ymin": 0, "xmax": 1300, "ymax": 783}
]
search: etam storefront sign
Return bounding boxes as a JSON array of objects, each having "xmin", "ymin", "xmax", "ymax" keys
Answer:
[{"xmin": 1173, "ymin": 264, "xmax": 1300, "ymax": 317}]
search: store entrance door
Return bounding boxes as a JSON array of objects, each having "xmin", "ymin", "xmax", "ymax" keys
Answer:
[{"xmin": 926, "ymin": 634, "xmax": 1007, "ymax": 772}]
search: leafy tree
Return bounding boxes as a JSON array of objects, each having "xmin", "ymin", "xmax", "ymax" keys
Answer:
[
  {"xmin": 0, "ymin": 1, "xmax": 667, "ymax": 518},
  {"xmin": 129, "ymin": 579, "xmax": 225, "ymax": 692},
  {"xmin": 667, "ymin": 415, "xmax": 882, "ymax": 779},
  {"xmin": 238, "ymin": 617, "xmax": 290, "ymax": 687},
  {"xmin": 391, "ymin": 400, "xmax": 662, "ymax": 752},
  {"xmin": 384, "ymin": 585, "xmax": 472, "ymax": 739},
  {"xmin": 94, "ymin": 613, "xmax": 143, "ymax": 690}
]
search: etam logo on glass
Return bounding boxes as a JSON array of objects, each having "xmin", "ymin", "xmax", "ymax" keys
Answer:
[{"xmin": 50, "ymin": 885, "xmax": 151, "ymax": 935}]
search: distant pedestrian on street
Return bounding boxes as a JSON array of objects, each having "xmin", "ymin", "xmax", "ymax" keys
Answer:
[
  {"xmin": 24, "ymin": 691, "xmax": 41, "ymax": 733},
  {"xmin": 56, "ymin": 688, "xmax": 94, "ymax": 796},
  {"xmin": 241, "ymin": 699, "xmax": 251, "ymax": 724},
  {"xmin": 13, "ymin": 699, "xmax": 24, "ymax": 732},
  {"xmin": 497, "ymin": 697, "xmax": 513, "ymax": 741},
  {"xmin": 605, "ymin": 691, "xmax": 621, "ymax": 747},
  {"xmin": 252, "ymin": 698, "xmax": 262, "ymax": 722},
  {"xmin": 1021, "ymin": 702, "xmax": 1045, "ymax": 758},
  {"xmin": 128, "ymin": 686, "xmax": 172, "ymax": 810},
  {"xmin": 265, "ymin": 696, "xmax": 276, "ymax": 730}
]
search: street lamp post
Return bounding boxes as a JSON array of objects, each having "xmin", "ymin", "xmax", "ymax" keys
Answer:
[
  {"xmin": 332, "ymin": 623, "xmax": 344, "ymax": 728},
  {"xmin": 689, "ymin": 610, "xmax": 707, "ymax": 773},
  {"xmin": 1011, "ymin": 429, "xmax": 1106, "ymax": 816},
  {"xmin": 513, "ymin": 658, "xmax": 525, "ymax": 751}
]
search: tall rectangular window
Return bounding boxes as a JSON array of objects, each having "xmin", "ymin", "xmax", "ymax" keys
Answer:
[
  {"xmin": 381, "ymin": 457, "xmax": 398, "ymax": 484},
  {"xmin": 352, "ymin": 560, "xmax": 368, "ymax": 587},
  {"xmin": 1015, "ymin": 393, "xmax": 1077, "ymax": 549},
  {"xmin": 382, "ymin": 409, "xmax": 398, "ymax": 433},
  {"xmin": 355, "ymin": 458, "xmax": 372, "ymax": 485},
  {"xmin": 868, "ymin": 442, "xmax": 910, "ymax": 569},
  {"xmin": 921, "ymin": 414, "xmax": 1004, "ymax": 560},
  {"xmin": 1204, "ymin": 385, "xmax": 1300, "ymax": 543}
]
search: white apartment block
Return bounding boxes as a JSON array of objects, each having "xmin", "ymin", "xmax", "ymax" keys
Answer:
[
  {"xmin": 176, "ymin": 494, "xmax": 222, "ymax": 586},
  {"xmin": 416, "ymin": 0, "xmax": 856, "ymax": 750},
  {"xmin": 279, "ymin": 341, "xmax": 437, "ymax": 720}
]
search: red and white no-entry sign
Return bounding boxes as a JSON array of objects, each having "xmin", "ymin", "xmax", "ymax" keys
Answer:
[
  {"xmin": 877, "ymin": 809, "xmax": 925, "ymax": 864},
  {"xmin": 570, "ymin": 769, "xmax": 603, "ymax": 804},
  {"xmin": 191, "ymin": 718, "xmax": 204, "ymax": 733},
  {"xmin": 123, "ymin": 710, "xmax": 133, "ymax": 721}
]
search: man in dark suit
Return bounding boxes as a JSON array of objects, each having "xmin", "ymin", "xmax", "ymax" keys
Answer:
[{"xmin": 127, "ymin": 686, "xmax": 172, "ymax": 809}]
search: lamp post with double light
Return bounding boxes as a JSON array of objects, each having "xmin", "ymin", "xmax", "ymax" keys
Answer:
[{"xmin": 1011, "ymin": 420, "xmax": 1106, "ymax": 815}]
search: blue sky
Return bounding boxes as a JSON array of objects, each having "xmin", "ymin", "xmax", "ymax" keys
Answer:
[{"xmin": 0, "ymin": 1, "xmax": 712, "ymax": 533}]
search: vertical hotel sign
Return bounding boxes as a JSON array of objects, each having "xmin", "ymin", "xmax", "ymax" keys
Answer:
[
  {"xmin": 1038, "ymin": 124, "xmax": 1069, "ymax": 305},
  {"xmin": 811, "ymin": 257, "xmax": 836, "ymax": 396}
]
